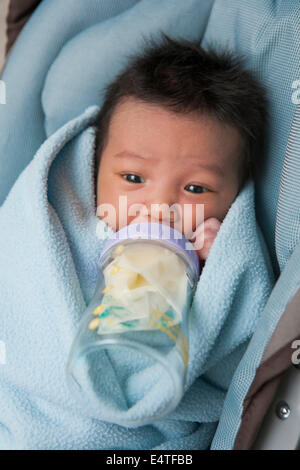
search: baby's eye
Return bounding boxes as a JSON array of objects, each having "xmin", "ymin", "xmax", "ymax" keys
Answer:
[
  {"xmin": 184, "ymin": 184, "xmax": 209, "ymax": 194},
  {"xmin": 122, "ymin": 174, "xmax": 145, "ymax": 184}
]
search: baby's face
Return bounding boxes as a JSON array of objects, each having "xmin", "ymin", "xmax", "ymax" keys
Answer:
[{"xmin": 96, "ymin": 98, "xmax": 243, "ymax": 235}]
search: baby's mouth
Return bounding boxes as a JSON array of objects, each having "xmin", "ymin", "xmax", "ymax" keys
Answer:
[
  {"xmin": 129, "ymin": 212, "xmax": 185, "ymax": 236},
  {"xmin": 130, "ymin": 212, "xmax": 175, "ymax": 226}
]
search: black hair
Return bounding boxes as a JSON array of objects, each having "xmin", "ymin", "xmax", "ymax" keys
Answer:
[{"xmin": 95, "ymin": 34, "xmax": 268, "ymax": 186}]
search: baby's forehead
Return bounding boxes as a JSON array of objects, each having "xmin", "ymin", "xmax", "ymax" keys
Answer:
[
  {"xmin": 106, "ymin": 98, "xmax": 244, "ymax": 169},
  {"xmin": 111, "ymin": 99, "xmax": 242, "ymax": 142}
]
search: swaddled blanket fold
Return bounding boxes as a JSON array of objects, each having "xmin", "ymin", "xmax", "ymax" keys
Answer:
[{"xmin": 0, "ymin": 106, "xmax": 274, "ymax": 450}]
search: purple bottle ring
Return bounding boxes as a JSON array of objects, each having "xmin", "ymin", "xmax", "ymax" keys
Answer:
[{"xmin": 99, "ymin": 222, "xmax": 200, "ymax": 279}]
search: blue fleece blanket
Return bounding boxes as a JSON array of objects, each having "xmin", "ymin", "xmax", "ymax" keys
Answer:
[{"xmin": 0, "ymin": 105, "xmax": 274, "ymax": 449}]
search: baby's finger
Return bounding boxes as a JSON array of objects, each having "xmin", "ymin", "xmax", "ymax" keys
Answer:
[
  {"xmin": 204, "ymin": 217, "xmax": 222, "ymax": 232},
  {"xmin": 188, "ymin": 220, "xmax": 205, "ymax": 242},
  {"xmin": 189, "ymin": 217, "xmax": 221, "ymax": 239}
]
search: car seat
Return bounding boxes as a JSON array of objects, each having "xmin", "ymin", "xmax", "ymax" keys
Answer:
[{"xmin": 1, "ymin": 0, "xmax": 300, "ymax": 450}]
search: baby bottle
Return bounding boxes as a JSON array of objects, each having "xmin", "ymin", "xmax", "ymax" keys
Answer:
[{"xmin": 66, "ymin": 222, "xmax": 199, "ymax": 426}]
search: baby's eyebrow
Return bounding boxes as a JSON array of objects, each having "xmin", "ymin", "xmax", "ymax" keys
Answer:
[
  {"xmin": 114, "ymin": 151, "xmax": 224, "ymax": 176},
  {"xmin": 193, "ymin": 161, "xmax": 224, "ymax": 177},
  {"xmin": 114, "ymin": 151, "xmax": 159, "ymax": 162}
]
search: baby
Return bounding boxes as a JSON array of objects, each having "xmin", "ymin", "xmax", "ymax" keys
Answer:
[
  {"xmin": 0, "ymin": 34, "xmax": 271, "ymax": 451},
  {"xmin": 95, "ymin": 35, "xmax": 266, "ymax": 261}
]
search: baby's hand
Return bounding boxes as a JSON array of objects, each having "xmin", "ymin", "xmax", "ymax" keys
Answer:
[{"xmin": 189, "ymin": 217, "xmax": 222, "ymax": 261}]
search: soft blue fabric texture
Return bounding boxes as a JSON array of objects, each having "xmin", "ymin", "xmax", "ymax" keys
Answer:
[
  {"xmin": 0, "ymin": 106, "xmax": 273, "ymax": 450},
  {"xmin": 0, "ymin": 0, "xmax": 214, "ymax": 205}
]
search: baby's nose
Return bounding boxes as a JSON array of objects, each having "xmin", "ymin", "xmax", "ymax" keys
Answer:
[
  {"xmin": 129, "ymin": 203, "xmax": 181, "ymax": 229},
  {"xmin": 144, "ymin": 202, "xmax": 179, "ymax": 225}
]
